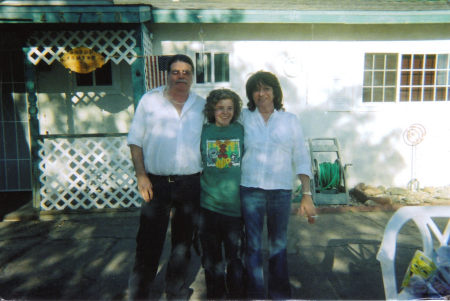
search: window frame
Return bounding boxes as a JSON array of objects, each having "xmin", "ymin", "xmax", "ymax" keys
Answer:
[
  {"xmin": 73, "ymin": 60, "xmax": 120, "ymax": 93},
  {"xmin": 195, "ymin": 51, "xmax": 230, "ymax": 85},
  {"xmin": 362, "ymin": 52, "xmax": 450, "ymax": 104}
]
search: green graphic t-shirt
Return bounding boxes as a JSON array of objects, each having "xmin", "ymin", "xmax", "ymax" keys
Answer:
[{"xmin": 200, "ymin": 122, "xmax": 244, "ymax": 217}]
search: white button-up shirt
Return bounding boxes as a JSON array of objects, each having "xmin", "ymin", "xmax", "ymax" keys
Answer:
[
  {"xmin": 240, "ymin": 108, "xmax": 312, "ymax": 190},
  {"xmin": 127, "ymin": 87, "xmax": 206, "ymax": 175}
]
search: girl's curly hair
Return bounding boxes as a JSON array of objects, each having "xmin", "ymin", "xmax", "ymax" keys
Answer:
[{"xmin": 204, "ymin": 89, "xmax": 243, "ymax": 124}]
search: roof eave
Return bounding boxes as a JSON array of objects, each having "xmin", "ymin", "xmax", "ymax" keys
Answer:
[
  {"xmin": 0, "ymin": 5, "xmax": 151, "ymax": 24},
  {"xmin": 151, "ymin": 9, "xmax": 450, "ymax": 24}
]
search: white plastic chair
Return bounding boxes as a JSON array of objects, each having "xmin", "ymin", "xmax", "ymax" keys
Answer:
[{"xmin": 376, "ymin": 206, "xmax": 450, "ymax": 300}]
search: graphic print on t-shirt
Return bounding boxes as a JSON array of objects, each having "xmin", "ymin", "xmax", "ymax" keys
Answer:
[{"xmin": 206, "ymin": 139, "xmax": 241, "ymax": 169}]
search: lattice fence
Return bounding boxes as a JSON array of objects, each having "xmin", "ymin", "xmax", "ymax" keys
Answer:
[
  {"xmin": 26, "ymin": 30, "xmax": 138, "ymax": 66},
  {"xmin": 38, "ymin": 135, "xmax": 141, "ymax": 211}
]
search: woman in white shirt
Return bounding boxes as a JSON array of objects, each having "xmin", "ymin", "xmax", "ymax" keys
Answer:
[{"xmin": 240, "ymin": 71, "xmax": 316, "ymax": 299}]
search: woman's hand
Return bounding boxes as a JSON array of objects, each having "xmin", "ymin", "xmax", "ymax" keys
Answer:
[{"xmin": 299, "ymin": 194, "xmax": 317, "ymax": 224}]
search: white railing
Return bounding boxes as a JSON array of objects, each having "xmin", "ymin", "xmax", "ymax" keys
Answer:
[{"xmin": 38, "ymin": 134, "xmax": 141, "ymax": 211}]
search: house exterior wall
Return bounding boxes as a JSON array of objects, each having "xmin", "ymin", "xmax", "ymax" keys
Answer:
[
  {"xmin": 37, "ymin": 61, "xmax": 134, "ymax": 135},
  {"xmin": 150, "ymin": 23, "xmax": 450, "ymax": 188}
]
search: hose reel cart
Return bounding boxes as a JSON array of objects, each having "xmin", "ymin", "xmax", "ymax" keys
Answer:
[{"xmin": 308, "ymin": 138, "xmax": 351, "ymax": 205}]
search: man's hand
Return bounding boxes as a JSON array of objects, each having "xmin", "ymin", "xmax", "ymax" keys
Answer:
[
  {"xmin": 299, "ymin": 194, "xmax": 317, "ymax": 224},
  {"xmin": 129, "ymin": 144, "xmax": 153, "ymax": 203},
  {"xmin": 136, "ymin": 173, "xmax": 153, "ymax": 203}
]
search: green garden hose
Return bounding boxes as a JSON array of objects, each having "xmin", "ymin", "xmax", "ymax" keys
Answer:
[{"xmin": 318, "ymin": 161, "xmax": 341, "ymax": 190}]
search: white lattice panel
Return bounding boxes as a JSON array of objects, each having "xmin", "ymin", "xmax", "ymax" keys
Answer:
[
  {"xmin": 27, "ymin": 30, "xmax": 137, "ymax": 66},
  {"xmin": 142, "ymin": 26, "xmax": 153, "ymax": 57},
  {"xmin": 38, "ymin": 136, "xmax": 141, "ymax": 211}
]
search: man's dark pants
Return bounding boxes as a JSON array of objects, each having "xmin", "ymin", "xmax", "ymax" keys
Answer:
[{"xmin": 128, "ymin": 173, "xmax": 200, "ymax": 300}]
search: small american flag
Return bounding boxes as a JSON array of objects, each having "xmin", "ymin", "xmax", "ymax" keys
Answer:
[{"xmin": 145, "ymin": 55, "xmax": 172, "ymax": 90}]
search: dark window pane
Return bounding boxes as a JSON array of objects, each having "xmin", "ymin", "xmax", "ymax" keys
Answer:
[
  {"xmin": 362, "ymin": 87, "xmax": 372, "ymax": 102},
  {"xmin": 214, "ymin": 53, "xmax": 229, "ymax": 82},
  {"xmin": 423, "ymin": 87, "xmax": 434, "ymax": 101},
  {"xmin": 424, "ymin": 71, "xmax": 435, "ymax": 85},
  {"xmin": 1, "ymin": 55, "xmax": 12, "ymax": 83},
  {"xmin": 364, "ymin": 54, "xmax": 373, "ymax": 69},
  {"xmin": 402, "ymin": 55, "xmax": 412, "ymax": 69},
  {"xmin": 2, "ymin": 83, "xmax": 15, "ymax": 121},
  {"xmin": 412, "ymin": 71, "xmax": 423, "ymax": 85},
  {"xmin": 12, "ymin": 51, "xmax": 25, "ymax": 83},
  {"xmin": 400, "ymin": 88, "xmax": 410, "ymax": 102},
  {"xmin": 14, "ymin": 83, "xmax": 26, "ymax": 93},
  {"xmin": 6, "ymin": 160, "xmax": 19, "ymax": 190},
  {"xmin": 16, "ymin": 122, "xmax": 29, "ymax": 159},
  {"xmin": 196, "ymin": 53, "xmax": 204, "ymax": 84},
  {"xmin": 411, "ymin": 87, "xmax": 422, "ymax": 101},
  {"xmin": 196, "ymin": 53, "xmax": 211, "ymax": 84},
  {"xmin": 373, "ymin": 87, "xmax": 383, "ymax": 102},
  {"xmin": 425, "ymin": 55, "xmax": 436, "ymax": 69},
  {"xmin": 436, "ymin": 87, "xmax": 445, "ymax": 101},
  {"xmin": 0, "ymin": 122, "xmax": 4, "ymax": 159},
  {"xmin": 95, "ymin": 61, "xmax": 112, "ymax": 86},
  {"xmin": 76, "ymin": 72, "xmax": 94, "ymax": 86},
  {"xmin": 386, "ymin": 54, "xmax": 398, "ymax": 69},
  {"xmin": 401, "ymin": 71, "xmax": 411, "ymax": 86},
  {"xmin": 373, "ymin": 71, "xmax": 384, "ymax": 86},
  {"xmin": 385, "ymin": 71, "xmax": 397, "ymax": 86},
  {"xmin": 0, "ymin": 160, "xmax": 5, "ymax": 190},
  {"xmin": 413, "ymin": 55, "xmax": 424, "ymax": 69},
  {"xmin": 384, "ymin": 88, "xmax": 396, "ymax": 102},
  {"xmin": 4, "ymin": 123, "xmax": 17, "ymax": 159},
  {"xmin": 363, "ymin": 71, "xmax": 373, "ymax": 86},
  {"xmin": 374, "ymin": 54, "xmax": 385, "ymax": 69},
  {"xmin": 19, "ymin": 159, "xmax": 31, "ymax": 190}
]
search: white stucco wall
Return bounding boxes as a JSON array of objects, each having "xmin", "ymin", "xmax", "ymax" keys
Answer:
[{"xmin": 151, "ymin": 23, "xmax": 450, "ymax": 188}]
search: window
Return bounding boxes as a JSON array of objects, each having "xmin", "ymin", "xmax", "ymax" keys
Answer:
[
  {"xmin": 363, "ymin": 53, "xmax": 450, "ymax": 103},
  {"xmin": 76, "ymin": 60, "xmax": 112, "ymax": 87},
  {"xmin": 195, "ymin": 52, "xmax": 229, "ymax": 84},
  {"xmin": 363, "ymin": 53, "xmax": 398, "ymax": 103}
]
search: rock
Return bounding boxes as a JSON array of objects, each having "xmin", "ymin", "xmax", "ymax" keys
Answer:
[
  {"xmin": 364, "ymin": 200, "xmax": 377, "ymax": 206},
  {"xmin": 364, "ymin": 187, "xmax": 385, "ymax": 196},
  {"xmin": 369, "ymin": 196, "xmax": 393, "ymax": 205},
  {"xmin": 405, "ymin": 199, "xmax": 421, "ymax": 205},
  {"xmin": 349, "ymin": 184, "xmax": 450, "ymax": 207},
  {"xmin": 422, "ymin": 187, "xmax": 436, "ymax": 194},
  {"xmin": 377, "ymin": 185, "xmax": 387, "ymax": 193},
  {"xmin": 387, "ymin": 187, "xmax": 409, "ymax": 195},
  {"xmin": 349, "ymin": 184, "xmax": 368, "ymax": 203}
]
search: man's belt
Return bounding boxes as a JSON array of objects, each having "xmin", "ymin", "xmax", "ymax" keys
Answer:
[{"xmin": 148, "ymin": 173, "xmax": 201, "ymax": 183}]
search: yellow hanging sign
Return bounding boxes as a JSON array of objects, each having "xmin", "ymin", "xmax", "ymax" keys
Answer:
[{"xmin": 60, "ymin": 47, "xmax": 105, "ymax": 74}]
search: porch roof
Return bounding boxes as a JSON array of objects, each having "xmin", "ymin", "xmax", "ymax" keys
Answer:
[
  {"xmin": 0, "ymin": 0, "xmax": 449, "ymax": 24},
  {"xmin": 0, "ymin": 4, "xmax": 151, "ymax": 24},
  {"xmin": 126, "ymin": 0, "xmax": 450, "ymax": 24}
]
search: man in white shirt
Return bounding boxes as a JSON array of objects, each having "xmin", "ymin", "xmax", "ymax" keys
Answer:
[{"xmin": 127, "ymin": 54, "xmax": 205, "ymax": 300}]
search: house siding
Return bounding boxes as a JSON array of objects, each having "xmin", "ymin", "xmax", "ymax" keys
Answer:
[{"xmin": 150, "ymin": 22, "xmax": 450, "ymax": 187}]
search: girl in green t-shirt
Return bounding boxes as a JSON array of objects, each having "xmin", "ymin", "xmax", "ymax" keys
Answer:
[{"xmin": 199, "ymin": 89, "xmax": 245, "ymax": 299}]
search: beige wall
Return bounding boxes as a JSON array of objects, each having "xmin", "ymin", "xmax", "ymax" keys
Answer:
[{"xmin": 149, "ymin": 22, "xmax": 450, "ymax": 187}]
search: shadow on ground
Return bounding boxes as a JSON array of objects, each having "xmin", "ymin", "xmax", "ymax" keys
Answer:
[{"xmin": 0, "ymin": 191, "xmax": 31, "ymax": 221}]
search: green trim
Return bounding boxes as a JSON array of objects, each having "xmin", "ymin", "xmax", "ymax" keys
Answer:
[
  {"xmin": 23, "ymin": 48, "xmax": 40, "ymax": 209},
  {"xmin": 151, "ymin": 9, "xmax": 450, "ymax": 24},
  {"xmin": 131, "ymin": 25, "xmax": 145, "ymax": 108},
  {"xmin": 0, "ymin": 5, "xmax": 151, "ymax": 23}
]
